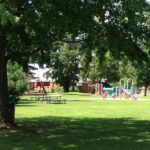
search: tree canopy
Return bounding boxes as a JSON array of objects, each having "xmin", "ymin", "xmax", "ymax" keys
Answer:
[
  {"xmin": 0, "ymin": 0, "xmax": 150, "ymax": 124},
  {"xmin": 45, "ymin": 43, "xmax": 80, "ymax": 92},
  {"xmin": 0, "ymin": 0, "xmax": 149, "ymax": 62},
  {"xmin": 80, "ymin": 51, "xmax": 121, "ymax": 86}
]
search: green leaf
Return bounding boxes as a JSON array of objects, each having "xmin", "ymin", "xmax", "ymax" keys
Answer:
[{"xmin": 0, "ymin": 4, "xmax": 16, "ymax": 25}]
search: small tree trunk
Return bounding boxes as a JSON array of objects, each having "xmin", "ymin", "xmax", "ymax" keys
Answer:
[
  {"xmin": 72, "ymin": 80, "xmax": 75, "ymax": 92},
  {"xmin": 72, "ymin": 85, "xmax": 75, "ymax": 92},
  {"xmin": 63, "ymin": 84, "xmax": 70, "ymax": 92},
  {"xmin": 144, "ymin": 85, "xmax": 148, "ymax": 96},
  {"xmin": 63, "ymin": 78, "xmax": 70, "ymax": 92},
  {"xmin": 0, "ymin": 50, "xmax": 10, "ymax": 123}
]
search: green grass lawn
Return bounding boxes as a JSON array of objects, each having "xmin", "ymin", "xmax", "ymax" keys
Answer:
[
  {"xmin": 1, "ymin": 93, "xmax": 150, "ymax": 150},
  {"xmin": 138, "ymin": 95, "xmax": 150, "ymax": 99},
  {"xmin": 51, "ymin": 91, "xmax": 150, "ymax": 99},
  {"xmin": 50, "ymin": 92, "xmax": 102, "ymax": 98}
]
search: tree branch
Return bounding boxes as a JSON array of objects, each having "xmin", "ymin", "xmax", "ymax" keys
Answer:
[
  {"xmin": 6, "ymin": 47, "xmax": 40, "ymax": 61},
  {"xmin": 0, "ymin": 23, "xmax": 12, "ymax": 60},
  {"xmin": 6, "ymin": 38, "xmax": 84, "ymax": 61},
  {"xmin": 58, "ymin": 39, "xmax": 83, "ymax": 43},
  {"xmin": 6, "ymin": 40, "xmax": 52, "ymax": 61}
]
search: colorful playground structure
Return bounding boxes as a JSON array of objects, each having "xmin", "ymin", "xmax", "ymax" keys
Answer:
[
  {"xmin": 119, "ymin": 78, "xmax": 138, "ymax": 100},
  {"xmin": 93, "ymin": 78, "xmax": 138, "ymax": 100}
]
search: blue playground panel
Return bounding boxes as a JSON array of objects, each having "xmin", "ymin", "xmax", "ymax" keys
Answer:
[{"xmin": 103, "ymin": 88, "xmax": 114, "ymax": 92}]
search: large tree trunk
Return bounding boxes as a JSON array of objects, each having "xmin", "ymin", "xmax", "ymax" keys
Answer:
[
  {"xmin": 63, "ymin": 83, "xmax": 70, "ymax": 92},
  {"xmin": 0, "ymin": 50, "xmax": 9, "ymax": 123},
  {"xmin": 63, "ymin": 77, "xmax": 70, "ymax": 92},
  {"xmin": 144, "ymin": 85, "xmax": 148, "ymax": 96}
]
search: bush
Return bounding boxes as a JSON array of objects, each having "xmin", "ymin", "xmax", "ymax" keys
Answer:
[{"xmin": 7, "ymin": 61, "xmax": 29, "ymax": 104}]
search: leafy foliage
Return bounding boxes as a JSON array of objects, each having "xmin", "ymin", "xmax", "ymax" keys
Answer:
[
  {"xmin": 0, "ymin": 0, "xmax": 148, "ymax": 63},
  {"xmin": 118, "ymin": 57, "xmax": 138, "ymax": 85},
  {"xmin": 136, "ymin": 60, "xmax": 150, "ymax": 95},
  {"xmin": 7, "ymin": 61, "xmax": 29, "ymax": 104},
  {"xmin": 0, "ymin": 4, "xmax": 17, "ymax": 25},
  {"xmin": 80, "ymin": 51, "xmax": 120, "ymax": 86},
  {"xmin": 45, "ymin": 43, "xmax": 80, "ymax": 92},
  {"xmin": 0, "ymin": 0, "xmax": 150, "ymax": 122}
]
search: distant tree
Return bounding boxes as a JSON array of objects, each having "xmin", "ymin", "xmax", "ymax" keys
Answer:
[
  {"xmin": 118, "ymin": 57, "xmax": 138, "ymax": 86},
  {"xmin": 80, "ymin": 53, "xmax": 100, "ymax": 84},
  {"xmin": 45, "ymin": 43, "xmax": 80, "ymax": 92},
  {"xmin": 80, "ymin": 51, "xmax": 120, "ymax": 86},
  {"xmin": 136, "ymin": 60, "xmax": 150, "ymax": 96}
]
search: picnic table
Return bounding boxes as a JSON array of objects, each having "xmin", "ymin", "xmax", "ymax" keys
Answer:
[
  {"xmin": 31, "ymin": 94, "xmax": 66, "ymax": 104},
  {"xmin": 30, "ymin": 93, "xmax": 45, "ymax": 101},
  {"xmin": 45, "ymin": 95, "xmax": 66, "ymax": 104}
]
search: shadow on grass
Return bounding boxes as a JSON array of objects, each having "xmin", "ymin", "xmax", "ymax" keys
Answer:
[
  {"xmin": 18, "ymin": 100, "xmax": 37, "ymax": 104},
  {"xmin": 16, "ymin": 100, "xmax": 37, "ymax": 107},
  {"xmin": 1, "ymin": 117, "xmax": 150, "ymax": 150},
  {"xmin": 16, "ymin": 105, "xmax": 37, "ymax": 107}
]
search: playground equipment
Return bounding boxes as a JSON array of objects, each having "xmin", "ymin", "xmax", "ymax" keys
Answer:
[
  {"xmin": 119, "ymin": 78, "xmax": 138, "ymax": 100},
  {"xmin": 102, "ymin": 91, "xmax": 108, "ymax": 99},
  {"xmin": 102, "ymin": 88, "xmax": 113, "ymax": 99},
  {"xmin": 111, "ymin": 86, "xmax": 120, "ymax": 98},
  {"xmin": 132, "ymin": 92, "xmax": 138, "ymax": 100},
  {"xmin": 86, "ymin": 79, "xmax": 138, "ymax": 100},
  {"xmin": 100, "ymin": 78, "xmax": 138, "ymax": 100},
  {"xmin": 125, "ymin": 78, "xmax": 133, "ymax": 99},
  {"xmin": 88, "ymin": 84, "xmax": 103, "ymax": 94},
  {"xmin": 102, "ymin": 87, "xmax": 120, "ymax": 99}
]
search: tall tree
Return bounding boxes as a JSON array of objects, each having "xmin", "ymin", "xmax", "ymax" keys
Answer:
[
  {"xmin": 45, "ymin": 43, "xmax": 80, "ymax": 92},
  {"xmin": 136, "ymin": 47, "xmax": 150, "ymax": 96},
  {"xmin": 118, "ymin": 57, "xmax": 138, "ymax": 86},
  {"xmin": 118, "ymin": 56, "xmax": 150, "ymax": 96},
  {"xmin": 80, "ymin": 51, "xmax": 120, "ymax": 86},
  {"xmin": 0, "ymin": 0, "xmax": 149, "ymax": 124},
  {"xmin": 0, "ymin": 0, "xmax": 93, "ymax": 124}
]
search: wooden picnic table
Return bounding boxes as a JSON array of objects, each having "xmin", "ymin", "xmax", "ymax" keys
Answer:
[
  {"xmin": 30, "ymin": 94, "xmax": 66, "ymax": 104},
  {"xmin": 30, "ymin": 94, "xmax": 45, "ymax": 101},
  {"xmin": 45, "ymin": 95, "xmax": 66, "ymax": 104}
]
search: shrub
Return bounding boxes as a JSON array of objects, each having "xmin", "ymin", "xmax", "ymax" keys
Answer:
[{"xmin": 7, "ymin": 61, "xmax": 29, "ymax": 104}]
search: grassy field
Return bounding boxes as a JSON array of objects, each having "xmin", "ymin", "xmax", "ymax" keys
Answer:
[
  {"xmin": 47, "ymin": 91, "xmax": 150, "ymax": 99},
  {"xmin": 138, "ymin": 95, "xmax": 150, "ymax": 99},
  {"xmin": 1, "ymin": 92, "xmax": 150, "ymax": 150},
  {"xmin": 48, "ymin": 92, "xmax": 102, "ymax": 98}
]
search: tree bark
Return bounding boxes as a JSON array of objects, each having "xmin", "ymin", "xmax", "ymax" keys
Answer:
[
  {"xmin": 63, "ymin": 84, "xmax": 70, "ymax": 92},
  {"xmin": 72, "ymin": 79, "xmax": 75, "ymax": 92},
  {"xmin": 72, "ymin": 85, "xmax": 75, "ymax": 92},
  {"xmin": 144, "ymin": 85, "xmax": 148, "ymax": 96},
  {"xmin": 0, "ymin": 50, "xmax": 9, "ymax": 123},
  {"xmin": 63, "ymin": 78, "xmax": 70, "ymax": 92}
]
